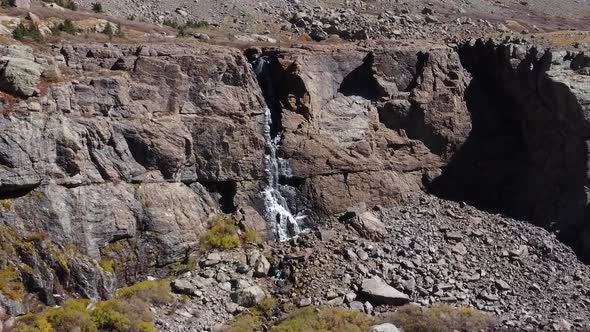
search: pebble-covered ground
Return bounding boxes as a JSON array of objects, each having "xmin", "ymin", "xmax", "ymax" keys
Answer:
[
  {"xmin": 71, "ymin": 0, "xmax": 590, "ymax": 42},
  {"xmin": 156, "ymin": 193, "xmax": 590, "ymax": 331}
]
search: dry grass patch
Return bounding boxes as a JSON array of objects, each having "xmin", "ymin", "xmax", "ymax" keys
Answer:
[
  {"xmin": 14, "ymin": 280, "xmax": 172, "ymax": 332},
  {"xmin": 381, "ymin": 304, "xmax": 496, "ymax": 332}
]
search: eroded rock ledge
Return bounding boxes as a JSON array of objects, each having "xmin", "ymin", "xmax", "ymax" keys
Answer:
[{"xmin": 0, "ymin": 38, "xmax": 588, "ymax": 313}]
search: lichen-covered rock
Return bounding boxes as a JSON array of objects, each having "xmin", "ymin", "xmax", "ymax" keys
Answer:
[
  {"xmin": 0, "ymin": 57, "xmax": 42, "ymax": 97},
  {"xmin": 230, "ymin": 285, "xmax": 265, "ymax": 307}
]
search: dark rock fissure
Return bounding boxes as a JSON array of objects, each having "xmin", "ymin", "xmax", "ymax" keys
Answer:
[
  {"xmin": 430, "ymin": 40, "xmax": 590, "ymax": 261},
  {"xmin": 202, "ymin": 181, "xmax": 237, "ymax": 214},
  {"xmin": 339, "ymin": 52, "xmax": 384, "ymax": 100}
]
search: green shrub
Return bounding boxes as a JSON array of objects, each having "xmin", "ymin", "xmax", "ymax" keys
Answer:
[
  {"xmin": 13, "ymin": 314, "xmax": 52, "ymax": 332},
  {"xmin": 12, "ymin": 23, "xmax": 43, "ymax": 42},
  {"xmin": 52, "ymin": 19, "xmax": 77, "ymax": 35},
  {"xmin": 0, "ymin": 266, "xmax": 24, "ymax": 300},
  {"xmin": 91, "ymin": 2, "xmax": 102, "ymax": 13},
  {"xmin": 44, "ymin": 299, "xmax": 97, "ymax": 332},
  {"xmin": 92, "ymin": 298, "xmax": 154, "ymax": 331},
  {"xmin": 103, "ymin": 22, "xmax": 114, "ymax": 37},
  {"xmin": 116, "ymin": 280, "xmax": 173, "ymax": 305},
  {"xmin": 382, "ymin": 304, "xmax": 496, "ymax": 332},
  {"xmin": 203, "ymin": 214, "xmax": 241, "ymax": 250}
]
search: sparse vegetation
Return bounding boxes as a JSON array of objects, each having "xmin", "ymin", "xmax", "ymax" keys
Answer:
[
  {"xmin": 0, "ymin": 199, "xmax": 12, "ymax": 211},
  {"xmin": 243, "ymin": 229, "xmax": 263, "ymax": 244},
  {"xmin": 14, "ymin": 280, "xmax": 173, "ymax": 332},
  {"xmin": 203, "ymin": 214, "xmax": 241, "ymax": 250},
  {"xmin": 91, "ymin": 2, "xmax": 103, "ymax": 13},
  {"xmin": 99, "ymin": 258, "xmax": 115, "ymax": 273},
  {"xmin": 226, "ymin": 306, "xmax": 374, "ymax": 332},
  {"xmin": 162, "ymin": 19, "xmax": 209, "ymax": 38},
  {"xmin": 184, "ymin": 20, "xmax": 209, "ymax": 29},
  {"xmin": 12, "ymin": 23, "xmax": 43, "ymax": 42},
  {"xmin": 162, "ymin": 19, "xmax": 180, "ymax": 29},
  {"xmin": 381, "ymin": 304, "xmax": 496, "ymax": 332},
  {"xmin": 167, "ymin": 256, "xmax": 197, "ymax": 275},
  {"xmin": 0, "ymin": 266, "xmax": 24, "ymax": 300},
  {"xmin": 51, "ymin": 19, "xmax": 78, "ymax": 35},
  {"xmin": 24, "ymin": 233, "xmax": 47, "ymax": 242}
]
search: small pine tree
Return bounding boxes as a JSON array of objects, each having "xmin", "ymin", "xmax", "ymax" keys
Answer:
[
  {"xmin": 12, "ymin": 23, "xmax": 28, "ymax": 41},
  {"xmin": 102, "ymin": 22, "xmax": 113, "ymax": 39},
  {"xmin": 12, "ymin": 23, "xmax": 43, "ymax": 42},
  {"xmin": 91, "ymin": 2, "xmax": 102, "ymax": 13},
  {"xmin": 59, "ymin": 19, "xmax": 77, "ymax": 34},
  {"xmin": 28, "ymin": 23, "xmax": 43, "ymax": 42}
]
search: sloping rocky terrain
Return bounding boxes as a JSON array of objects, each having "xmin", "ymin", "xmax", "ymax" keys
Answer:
[
  {"xmin": 0, "ymin": 0, "xmax": 588, "ymax": 331},
  {"xmin": 159, "ymin": 193, "xmax": 590, "ymax": 331},
  {"xmin": 71, "ymin": 0, "xmax": 590, "ymax": 41}
]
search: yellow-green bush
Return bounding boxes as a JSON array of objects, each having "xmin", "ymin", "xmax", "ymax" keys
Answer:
[
  {"xmin": 0, "ymin": 266, "xmax": 24, "ymax": 300},
  {"xmin": 45, "ymin": 299, "xmax": 97, "ymax": 332},
  {"xmin": 0, "ymin": 199, "xmax": 12, "ymax": 211},
  {"xmin": 382, "ymin": 304, "xmax": 496, "ymax": 332},
  {"xmin": 116, "ymin": 280, "xmax": 173, "ymax": 305},
  {"xmin": 92, "ymin": 298, "xmax": 155, "ymax": 332},
  {"xmin": 14, "ymin": 279, "xmax": 173, "ymax": 332},
  {"xmin": 243, "ymin": 229, "xmax": 263, "ymax": 244},
  {"xmin": 203, "ymin": 214, "xmax": 241, "ymax": 250}
]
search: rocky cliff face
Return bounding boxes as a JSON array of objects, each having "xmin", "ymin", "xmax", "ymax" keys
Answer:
[
  {"xmin": 247, "ymin": 42, "xmax": 471, "ymax": 217},
  {"xmin": 0, "ymin": 38, "xmax": 588, "ymax": 314}
]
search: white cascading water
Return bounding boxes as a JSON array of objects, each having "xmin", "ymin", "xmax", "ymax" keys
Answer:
[
  {"xmin": 261, "ymin": 106, "xmax": 304, "ymax": 241},
  {"xmin": 254, "ymin": 56, "xmax": 304, "ymax": 241}
]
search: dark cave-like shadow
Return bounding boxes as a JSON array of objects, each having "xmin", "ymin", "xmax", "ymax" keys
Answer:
[{"xmin": 428, "ymin": 42, "xmax": 590, "ymax": 261}]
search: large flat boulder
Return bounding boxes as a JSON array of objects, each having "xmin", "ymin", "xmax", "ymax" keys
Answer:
[{"xmin": 360, "ymin": 277, "xmax": 409, "ymax": 306}]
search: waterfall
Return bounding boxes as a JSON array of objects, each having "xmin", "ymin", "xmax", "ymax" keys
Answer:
[{"xmin": 254, "ymin": 57, "xmax": 305, "ymax": 241}]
